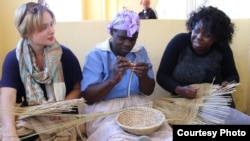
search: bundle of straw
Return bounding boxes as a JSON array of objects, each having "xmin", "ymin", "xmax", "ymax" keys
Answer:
[
  {"xmin": 19, "ymin": 108, "xmax": 125, "ymax": 140},
  {"xmin": 153, "ymin": 82, "xmax": 240, "ymax": 125},
  {"xmin": 0, "ymin": 98, "xmax": 125, "ymax": 140},
  {"xmin": 5, "ymin": 98, "xmax": 86, "ymax": 119}
]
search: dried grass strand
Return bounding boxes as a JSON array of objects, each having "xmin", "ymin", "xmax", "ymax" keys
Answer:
[{"xmin": 153, "ymin": 82, "xmax": 240, "ymax": 125}]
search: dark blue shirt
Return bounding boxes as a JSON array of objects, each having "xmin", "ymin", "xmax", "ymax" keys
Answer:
[{"xmin": 138, "ymin": 8, "xmax": 157, "ymax": 19}]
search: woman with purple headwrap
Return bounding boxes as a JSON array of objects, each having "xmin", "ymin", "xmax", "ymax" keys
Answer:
[{"xmin": 80, "ymin": 10, "xmax": 172, "ymax": 141}]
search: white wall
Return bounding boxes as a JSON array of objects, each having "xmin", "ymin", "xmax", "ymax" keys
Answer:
[
  {"xmin": 46, "ymin": 0, "xmax": 250, "ymax": 21},
  {"xmin": 46, "ymin": 0, "xmax": 82, "ymax": 21}
]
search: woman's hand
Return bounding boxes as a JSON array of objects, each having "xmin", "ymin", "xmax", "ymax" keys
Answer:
[
  {"xmin": 175, "ymin": 85, "xmax": 199, "ymax": 99},
  {"xmin": 111, "ymin": 56, "xmax": 131, "ymax": 83},
  {"xmin": 221, "ymin": 81, "xmax": 229, "ymax": 87},
  {"xmin": 131, "ymin": 62, "xmax": 149, "ymax": 78}
]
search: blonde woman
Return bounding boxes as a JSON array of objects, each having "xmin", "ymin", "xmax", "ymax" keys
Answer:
[{"xmin": 0, "ymin": 1, "xmax": 82, "ymax": 140}]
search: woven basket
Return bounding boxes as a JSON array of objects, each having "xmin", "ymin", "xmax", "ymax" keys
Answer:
[{"xmin": 116, "ymin": 107, "xmax": 165, "ymax": 135}]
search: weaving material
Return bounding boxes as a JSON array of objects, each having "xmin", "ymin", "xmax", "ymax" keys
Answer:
[
  {"xmin": 0, "ymin": 98, "xmax": 124, "ymax": 140},
  {"xmin": 0, "ymin": 98, "xmax": 87, "ymax": 140},
  {"xmin": 153, "ymin": 82, "xmax": 240, "ymax": 125}
]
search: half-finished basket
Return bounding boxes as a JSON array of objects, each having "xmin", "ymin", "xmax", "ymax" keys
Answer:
[{"xmin": 116, "ymin": 107, "xmax": 165, "ymax": 135}]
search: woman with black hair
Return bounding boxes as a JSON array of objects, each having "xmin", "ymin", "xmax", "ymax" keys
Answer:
[
  {"xmin": 157, "ymin": 6, "xmax": 239, "ymax": 107},
  {"xmin": 156, "ymin": 6, "xmax": 250, "ymax": 125}
]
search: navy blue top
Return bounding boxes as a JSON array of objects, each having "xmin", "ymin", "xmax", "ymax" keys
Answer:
[
  {"xmin": 157, "ymin": 33, "xmax": 239, "ymax": 94},
  {"xmin": 1, "ymin": 45, "xmax": 82, "ymax": 106}
]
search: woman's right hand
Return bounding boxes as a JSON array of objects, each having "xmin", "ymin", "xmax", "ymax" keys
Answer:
[
  {"xmin": 111, "ymin": 56, "xmax": 131, "ymax": 83},
  {"xmin": 175, "ymin": 85, "xmax": 199, "ymax": 99}
]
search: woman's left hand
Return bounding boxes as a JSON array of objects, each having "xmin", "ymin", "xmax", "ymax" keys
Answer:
[
  {"xmin": 131, "ymin": 62, "xmax": 148, "ymax": 78},
  {"xmin": 221, "ymin": 81, "xmax": 229, "ymax": 87}
]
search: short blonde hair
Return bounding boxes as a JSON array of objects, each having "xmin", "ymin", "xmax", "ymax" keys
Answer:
[{"xmin": 14, "ymin": 2, "xmax": 55, "ymax": 37}]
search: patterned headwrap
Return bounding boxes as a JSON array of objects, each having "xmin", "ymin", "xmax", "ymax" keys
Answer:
[{"xmin": 107, "ymin": 9, "xmax": 140, "ymax": 37}]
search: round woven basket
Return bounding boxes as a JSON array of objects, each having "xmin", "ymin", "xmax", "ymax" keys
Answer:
[{"xmin": 116, "ymin": 107, "xmax": 165, "ymax": 135}]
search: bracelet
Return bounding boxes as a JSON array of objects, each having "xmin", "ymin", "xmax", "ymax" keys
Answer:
[{"xmin": 2, "ymin": 135, "xmax": 18, "ymax": 137}]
